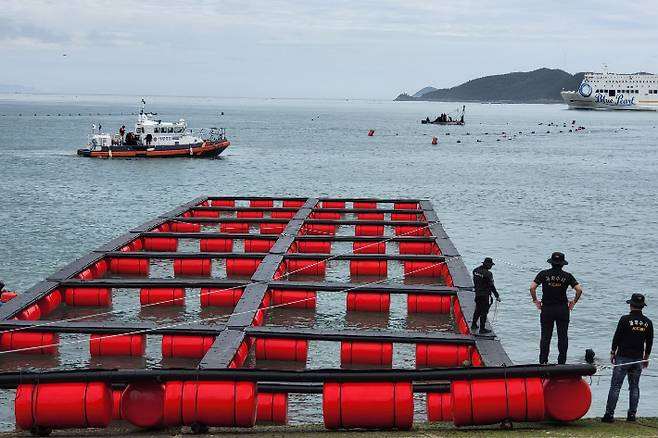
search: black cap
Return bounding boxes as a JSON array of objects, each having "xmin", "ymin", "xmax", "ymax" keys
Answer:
[
  {"xmin": 627, "ymin": 293, "xmax": 647, "ymax": 308},
  {"xmin": 0, "ymin": 281, "xmax": 4, "ymax": 291},
  {"xmin": 483, "ymin": 257, "xmax": 495, "ymax": 266},
  {"xmin": 547, "ymin": 252, "xmax": 568, "ymax": 266}
]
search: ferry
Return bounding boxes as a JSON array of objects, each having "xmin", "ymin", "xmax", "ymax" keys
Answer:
[
  {"xmin": 77, "ymin": 103, "xmax": 230, "ymax": 158},
  {"xmin": 561, "ymin": 69, "xmax": 658, "ymax": 111}
]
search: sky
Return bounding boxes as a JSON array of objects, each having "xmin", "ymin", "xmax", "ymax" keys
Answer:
[{"xmin": 2, "ymin": 0, "xmax": 658, "ymax": 99}]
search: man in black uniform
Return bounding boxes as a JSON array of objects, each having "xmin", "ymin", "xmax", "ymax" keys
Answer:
[
  {"xmin": 472, "ymin": 257, "xmax": 501, "ymax": 335},
  {"xmin": 529, "ymin": 252, "xmax": 583, "ymax": 364},
  {"xmin": 602, "ymin": 293, "xmax": 653, "ymax": 423}
]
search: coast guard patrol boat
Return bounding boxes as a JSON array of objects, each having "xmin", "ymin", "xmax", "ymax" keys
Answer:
[{"xmin": 561, "ymin": 68, "xmax": 658, "ymax": 111}]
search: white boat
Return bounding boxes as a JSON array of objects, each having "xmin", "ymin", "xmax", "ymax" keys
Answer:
[{"xmin": 561, "ymin": 68, "xmax": 658, "ymax": 111}]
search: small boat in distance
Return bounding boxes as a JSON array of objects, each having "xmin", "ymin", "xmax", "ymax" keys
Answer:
[
  {"xmin": 77, "ymin": 101, "xmax": 230, "ymax": 158},
  {"xmin": 421, "ymin": 105, "xmax": 465, "ymax": 125}
]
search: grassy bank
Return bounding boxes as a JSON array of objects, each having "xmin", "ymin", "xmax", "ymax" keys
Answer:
[{"xmin": 3, "ymin": 419, "xmax": 658, "ymax": 437}]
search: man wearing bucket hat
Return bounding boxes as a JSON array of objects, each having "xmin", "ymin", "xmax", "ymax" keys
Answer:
[
  {"xmin": 471, "ymin": 257, "xmax": 501, "ymax": 335},
  {"xmin": 529, "ymin": 252, "xmax": 583, "ymax": 364},
  {"xmin": 602, "ymin": 293, "xmax": 653, "ymax": 423}
]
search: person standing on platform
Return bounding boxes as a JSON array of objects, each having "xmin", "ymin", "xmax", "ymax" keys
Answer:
[
  {"xmin": 602, "ymin": 293, "xmax": 653, "ymax": 423},
  {"xmin": 119, "ymin": 125, "xmax": 126, "ymax": 145},
  {"xmin": 472, "ymin": 257, "xmax": 501, "ymax": 335},
  {"xmin": 529, "ymin": 252, "xmax": 583, "ymax": 364}
]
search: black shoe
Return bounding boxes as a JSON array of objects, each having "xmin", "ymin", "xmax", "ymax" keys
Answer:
[
  {"xmin": 470, "ymin": 323, "xmax": 478, "ymax": 330},
  {"xmin": 479, "ymin": 328, "xmax": 492, "ymax": 335},
  {"xmin": 627, "ymin": 413, "xmax": 636, "ymax": 422},
  {"xmin": 601, "ymin": 414, "xmax": 615, "ymax": 423}
]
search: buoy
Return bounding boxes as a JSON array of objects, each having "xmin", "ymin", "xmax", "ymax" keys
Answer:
[
  {"xmin": 431, "ymin": 136, "xmax": 438, "ymax": 145},
  {"xmin": 367, "ymin": 129, "xmax": 375, "ymax": 136}
]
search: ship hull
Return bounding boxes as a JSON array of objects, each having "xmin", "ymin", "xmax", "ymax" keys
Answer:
[
  {"xmin": 561, "ymin": 91, "xmax": 658, "ymax": 111},
  {"xmin": 77, "ymin": 140, "xmax": 230, "ymax": 158}
]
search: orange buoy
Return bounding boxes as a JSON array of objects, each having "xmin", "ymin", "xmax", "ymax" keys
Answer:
[
  {"xmin": 431, "ymin": 136, "xmax": 438, "ymax": 145},
  {"xmin": 367, "ymin": 129, "xmax": 375, "ymax": 137}
]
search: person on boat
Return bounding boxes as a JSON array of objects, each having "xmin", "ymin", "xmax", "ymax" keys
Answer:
[
  {"xmin": 119, "ymin": 125, "xmax": 126, "ymax": 145},
  {"xmin": 471, "ymin": 257, "xmax": 501, "ymax": 334},
  {"xmin": 145, "ymin": 133, "xmax": 152, "ymax": 146},
  {"xmin": 529, "ymin": 252, "xmax": 583, "ymax": 364},
  {"xmin": 602, "ymin": 293, "xmax": 653, "ymax": 423},
  {"xmin": 425, "ymin": 117, "xmax": 430, "ymax": 123}
]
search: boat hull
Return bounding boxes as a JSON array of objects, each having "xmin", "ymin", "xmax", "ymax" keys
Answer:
[
  {"xmin": 77, "ymin": 140, "xmax": 230, "ymax": 158},
  {"xmin": 561, "ymin": 91, "xmax": 657, "ymax": 111},
  {"xmin": 421, "ymin": 120, "xmax": 465, "ymax": 125}
]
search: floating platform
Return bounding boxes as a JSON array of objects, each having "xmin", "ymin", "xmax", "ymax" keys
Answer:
[{"xmin": 0, "ymin": 197, "xmax": 595, "ymax": 435}]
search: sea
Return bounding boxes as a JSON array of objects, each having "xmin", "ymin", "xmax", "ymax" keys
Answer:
[{"xmin": 0, "ymin": 93, "xmax": 657, "ymax": 430}]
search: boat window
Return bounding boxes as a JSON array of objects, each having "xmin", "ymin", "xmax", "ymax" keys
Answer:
[
  {"xmin": 609, "ymin": 90, "xmax": 615, "ymax": 96},
  {"xmin": 168, "ymin": 127, "xmax": 173, "ymax": 133},
  {"xmin": 174, "ymin": 127, "xmax": 183, "ymax": 133}
]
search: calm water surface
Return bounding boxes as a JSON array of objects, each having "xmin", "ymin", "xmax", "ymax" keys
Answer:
[{"xmin": 1, "ymin": 94, "xmax": 657, "ymax": 428}]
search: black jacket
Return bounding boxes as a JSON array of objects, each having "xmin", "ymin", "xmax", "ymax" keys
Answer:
[
  {"xmin": 611, "ymin": 311, "xmax": 653, "ymax": 359},
  {"xmin": 472, "ymin": 265, "xmax": 499, "ymax": 298}
]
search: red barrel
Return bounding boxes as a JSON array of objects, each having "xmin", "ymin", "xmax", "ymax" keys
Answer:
[
  {"xmin": 353, "ymin": 202, "xmax": 377, "ymax": 209},
  {"xmin": 302, "ymin": 224, "xmax": 335, "ymax": 235},
  {"xmin": 238, "ymin": 210, "xmax": 264, "ymax": 219},
  {"xmin": 193, "ymin": 209, "xmax": 219, "ymax": 218},
  {"xmin": 451, "ymin": 378, "xmax": 545, "ymax": 426},
  {"xmin": 287, "ymin": 259, "xmax": 326, "ymax": 276},
  {"xmin": 350, "ymin": 260, "xmax": 387, "ymax": 276},
  {"xmin": 395, "ymin": 203, "xmax": 418, "ymax": 210},
  {"xmin": 340, "ymin": 341, "xmax": 393, "ymax": 366},
  {"xmin": 251, "ymin": 200, "xmax": 273, "ymax": 208},
  {"xmin": 296, "ymin": 240, "xmax": 331, "ymax": 253},
  {"xmin": 244, "ymin": 239, "xmax": 276, "ymax": 253},
  {"xmin": 453, "ymin": 300, "xmax": 470, "ymax": 335},
  {"xmin": 109, "ymin": 258, "xmax": 149, "ymax": 275},
  {"xmin": 162, "ymin": 335, "xmax": 215, "ymax": 358},
  {"xmin": 355, "ymin": 225, "xmax": 384, "ymax": 236},
  {"xmin": 0, "ymin": 291, "xmax": 17, "ymax": 302},
  {"xmin": 404, "ymin": 260, "xmax": 442, "ymax": 277},
  {"xmin": 121, "ymin": 382, "xmax": 165, "ymax": 428},
  {"xmin": 200, "ymin": 238, "xmax": 233, "ymax": 252},
  {"xmin": 255, "ymin": 338, "xmax": 308, "ymax": 362},
  {"xmin": 272, "ymin": 211, "xmax": 295, "ymax": 219},
  {"xmin": 200, "ymin": 287, "xmax": 244, "ymax": 307},
  {"xmin": 471, "ymin": 349, "xmax": 484, "ymax": 366},
  {"xmin": 427, "ymin": 392, "xmax": 452, "ymax": 421},
  {"xmin": 226, "ymin": 258, "xmax": 262, "ymax": 276},
  {"xmin": 0, "ymin": 332, "xmax": 58, "ymax": 354},
  {"xmin": 36, "ymin": 290, "xmax": 62, "ymax": 316},
  {"xmin": 357, "ymin": 212, "xmax": 384, "ymax": 220},
  {"xmin": 543, "ymin": 378, "xmax": 591, "ymax": 422},
  {"xmin": 353, "ymin": 241, "xmax": 385, "ymax": 254},
  {"xmin": 15, "ymin": 382, "xmax": 112, "ymax": 430},
  {"xmin": 323, "ymin": 382, "xmax": 413, "ymax": 430},
  {"xmin": 321, "ymin": 201, "xmax": 345, "ymax": 208},
  {"xmin": 143, "ymin": 237, "xmax": 178, "ymax": 252},
  {"xmin": 163, "ymin": 381, "xmax": 257, "ymax": 427},
  {"xmin": 90, "ymin": 334, "xmax": 145, "ymax": 356},
  {"xmin": 229, "ymin": 341, "xmax": 250, "ymax": 368},
  {"xmin": 16, "ymin": 304, "xmax": 41, "ymax": 321},
  {"xmin": 174, "ymin": 258, "xmax": 211, "ymax": 276},
  {"xmin": 283, "ymin": 200, "xmax": 305, "ymax": 208},
  {"xmin": 416, "ymin": 344, "xmax": 472, "ymax": 367},
  {"xmin": 252, "ymin": 308, "xmax": 265, "ymax": 326},
  {"xmin": 89, "ymin": 260, "xmax": 108, "ymax": 277},
  {"xmin": 112, "ymin": 389, "xmax": 123, "ymax": 420},
  {"xmin": 395, "ymin": 226, "xmax": 428, "ymax": 236},
  {"xmin": 270, "ymin": 289, "xmax": 316, "ymax": 309},
  {"xmin": 399, "ymin": 241, "xmax": 441, "ymax": 255},
  {"xmin": 260, "ymin": 223, "xmax": 287, "ymax": 235},
  {"xmin": 140, "ymin": 288, "xmax": 184, "ymax": 306},
  {"xmin": 220, "ymin": 222, "xmax": 249, "ymax": 234},
  {"xmin": 170, "ymin": 221, "xmax": 201, "ymax": 232},
  {"xmin": 312, "ymin": 212, "xmax": 341, "ymax": 220},
  {"xmin": 211, "ymin": 199, "xmax": 235, "ymax": 207},
  {"xmin": 391, "ymin": 213, "xmax": 418, "ymax": 221},
  {"xmin": 257, "ymin": 393, "xmax": 288, "ymax": 425},
  {"xmin": 407, "ymin": 294, "xmax": 451, "ymax": 314},
  {"xmin": 64, "ymin": 288, "xmax": 112, "ymax": 306},
  {"xmin": 346, "ymin": 292, "xmax": 390, "ymax": 312}
]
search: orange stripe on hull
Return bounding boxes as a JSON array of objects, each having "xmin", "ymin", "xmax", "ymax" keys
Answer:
[{"xmin": 87, "ymin": 141, "xmax": 230, "ymax": 158}]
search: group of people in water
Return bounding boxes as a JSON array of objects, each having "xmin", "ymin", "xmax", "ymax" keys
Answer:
[{"xmin": 473, "ymin": 252, "xmax": 653, "ymax": 422}]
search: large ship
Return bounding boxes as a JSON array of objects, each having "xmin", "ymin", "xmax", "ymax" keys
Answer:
[
  {"xmin": 561, "ymin": 69, "xmax": 658, "ymax": 111},
  {"xmin": 77, "ymin": 102, "xmax": 230, "ymax": 158}
]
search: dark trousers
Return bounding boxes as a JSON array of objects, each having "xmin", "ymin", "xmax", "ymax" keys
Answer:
[
  {"xmin": 539, "ymin": 304, "xmax": 570, "ymax": 364},
  {"xmin": 472, "ymin": 295, "xmax": 492, "ymax": 328},
  {"xmin": 605, "ymin": 356, "xmax": 642, "ymax": 416}
]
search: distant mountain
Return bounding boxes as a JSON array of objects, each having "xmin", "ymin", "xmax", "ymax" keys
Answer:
[
  {"xmin": 412, "ymin": 86, "xmax": 437, "ymax": 98},
  {"xmin": 396, "ymin": 68, "xmax": 585, "ymax": 103}
]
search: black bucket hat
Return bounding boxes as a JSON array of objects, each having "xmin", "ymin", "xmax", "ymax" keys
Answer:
[
  {"xmin": 547, "ymin": 252, "xmax": 568, "ymax": 266},
  {"xmin": 627, "ymin": 293, "xmax": 647, "ymax": 308},
  {"xmin": 483, "ymin": 257, "xmax": 495, "ymax": 267}
]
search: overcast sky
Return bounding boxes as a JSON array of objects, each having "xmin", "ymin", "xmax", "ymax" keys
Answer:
[{"xmin": 2, "ymin": 0, "xmax": 658, "ymax": 98}]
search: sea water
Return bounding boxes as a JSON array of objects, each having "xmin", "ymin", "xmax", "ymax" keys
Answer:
[{"xmin": 0, "ymin": 93, "xmax": 657, "ymax": 429}]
